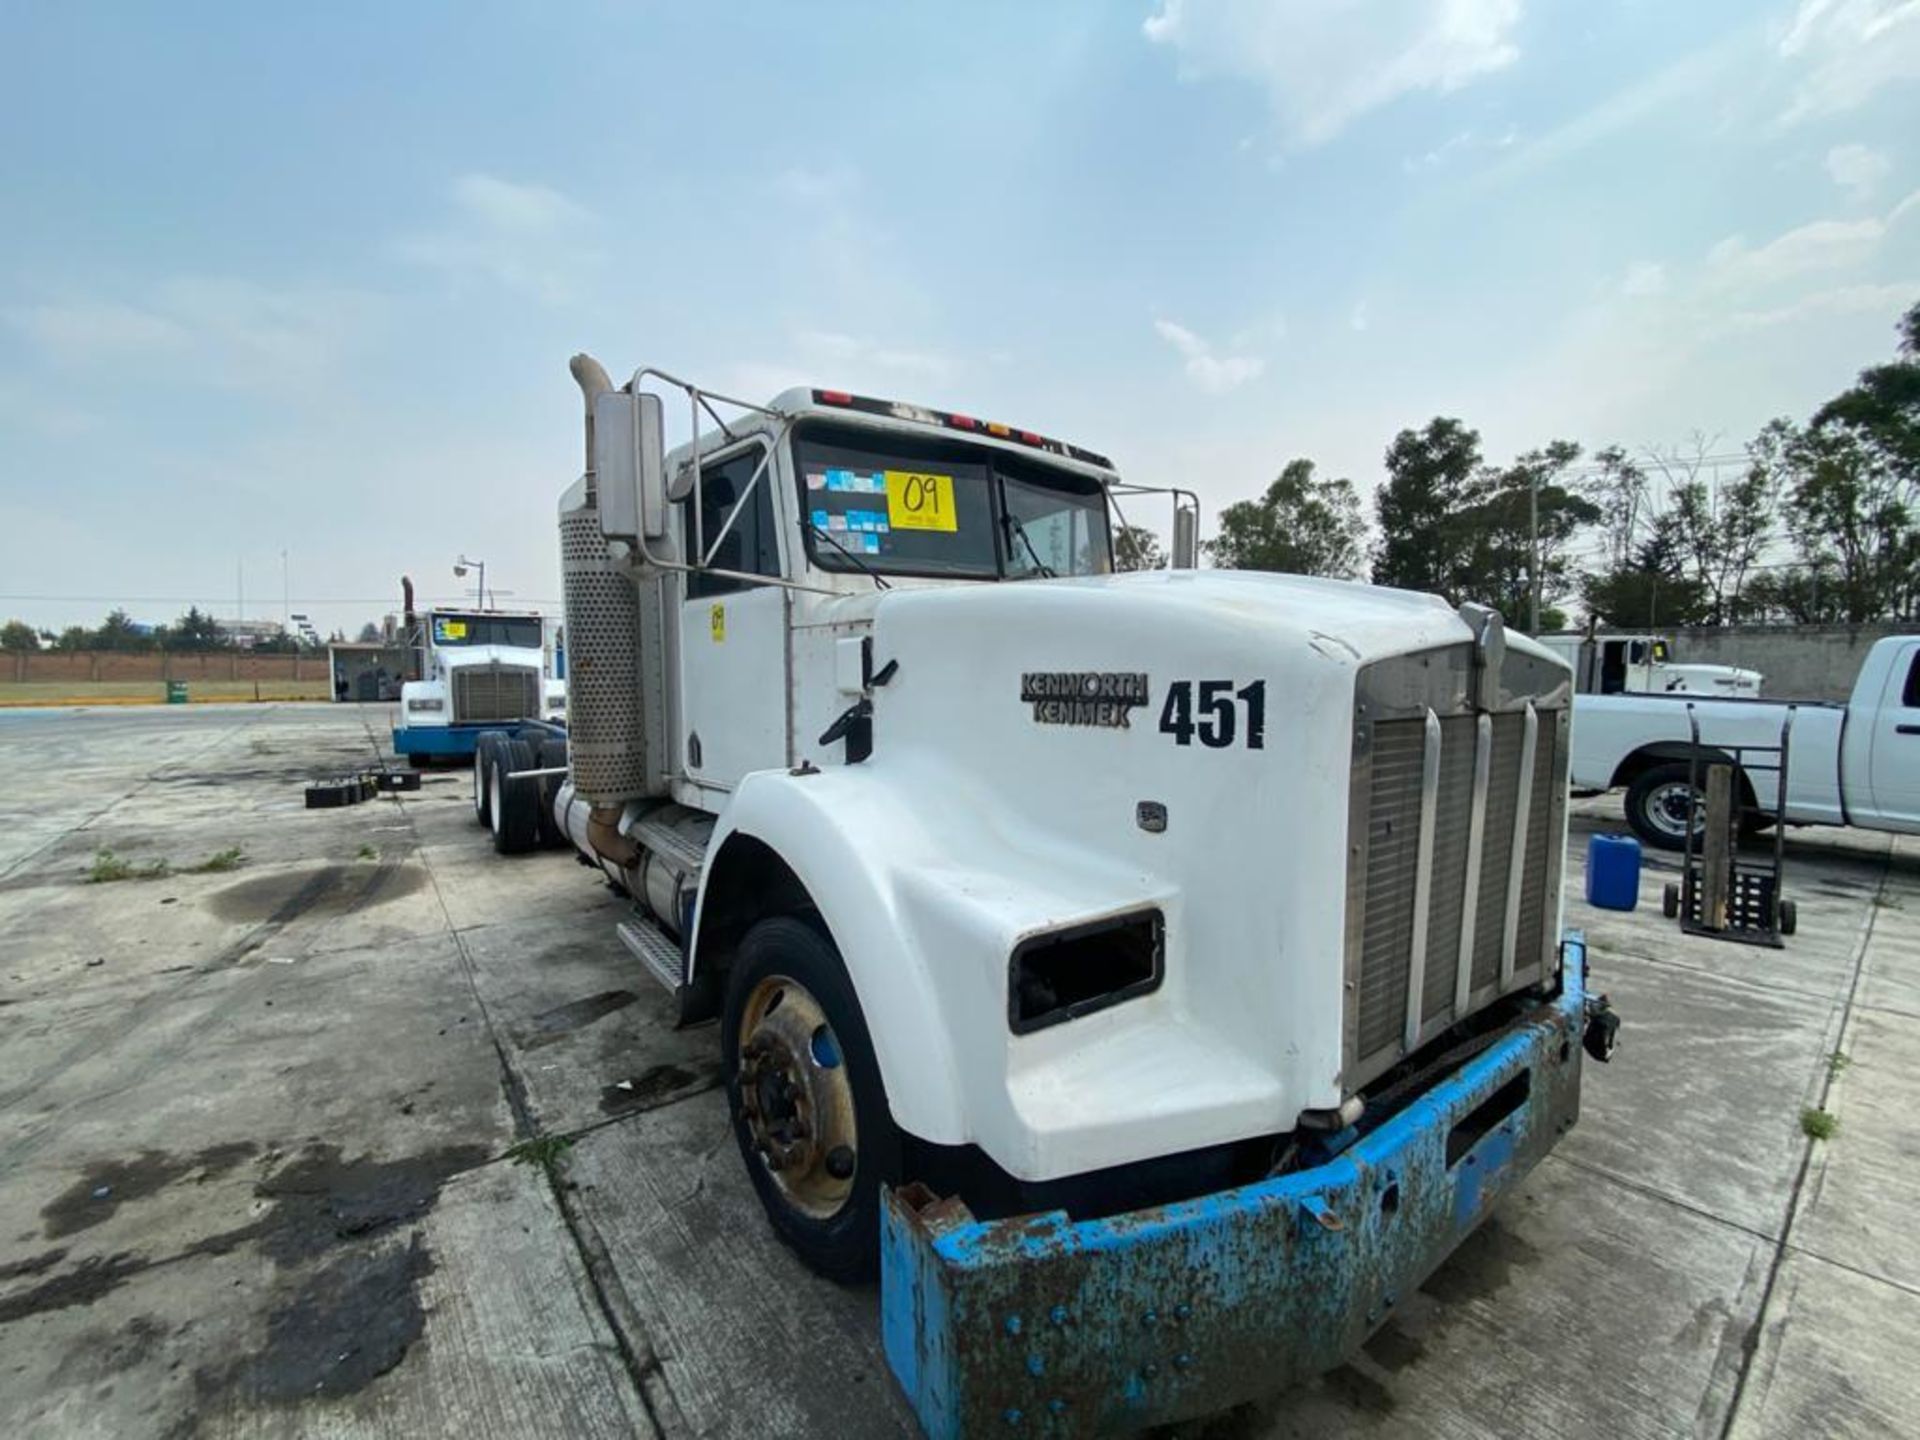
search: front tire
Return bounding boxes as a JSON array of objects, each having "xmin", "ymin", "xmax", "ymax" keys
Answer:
[{"xmin": 721, "ymin": 916, "xmax": 900, "ymax": 1283}]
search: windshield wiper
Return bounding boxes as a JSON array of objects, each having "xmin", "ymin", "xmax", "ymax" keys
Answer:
[
  {"xmin": 1003, "ymin": 513, "xmax": 1056, "ymax": 578},
  {"xmin": 811, "ymin": 525, "xmax": 891, "ymax": 590}
]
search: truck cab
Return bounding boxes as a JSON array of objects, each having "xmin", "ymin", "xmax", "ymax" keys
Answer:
[
  {"xmin": 537, "ymin": 358, "xmax": 1604, "ymax": 1433},
  {"xmin": 1540, "ymin": 631, "xmax": 1762, "ymax": 697},
  {"xmin": 392, "ymin": 608, "xmax": 565, "ymax": 764}
]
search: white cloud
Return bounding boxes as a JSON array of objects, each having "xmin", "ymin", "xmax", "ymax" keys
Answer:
[
  {"xmin": 729, "ymin": 330, "xmax": 958, "ymax": 403},
  {"xmin": 7, "ymin": 277, "xmax": 375, "ymax": 389},
  {"xmin": 1776, "ymin": 0, "xmax": 1920, "ymax": 125},
  {"xmin": 1154, "ymin": 318, "xmax": 1265, "ymax": 392},
  {"xmin": 396, "ymin": 172, "xmax": 598, "ymax": 301},
  {"xmin": 1825, "ymin": 142, "xmax": 1892, "ymax": 198},
  {"xmin": 1706, "ymin": 210, "xmax": 1896, "ymax": 291},
  {"xmin": 6, "ymin": 298, "xmax": 188, "ymax": 364},
  {"xmin": 1620, "ymin": 262, "xmax": 1668, "ymax": 298},
  {"xmin": 1348, "ymin": 301, "xmax": 1371, "ymax": 333},
  {"xmin": 1143, "ymin": 0, "xmax": 1524, "ymax": 148}
]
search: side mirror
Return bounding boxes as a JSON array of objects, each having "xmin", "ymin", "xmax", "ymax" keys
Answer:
[
  {"xmin": 594, "ymin": 391, "xmax": 667, "ymax": 542},
  {"xmin": 1172, "ymin": 500, "xmax": 1199, "ymax": 569}
]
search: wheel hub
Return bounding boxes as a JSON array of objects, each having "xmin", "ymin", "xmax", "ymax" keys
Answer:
[{"xmin": 735, "ymin": 976, "xmax": 858, "ymax": 1218}]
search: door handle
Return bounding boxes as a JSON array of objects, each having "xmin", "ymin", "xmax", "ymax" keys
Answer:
[{"xmin": 1898, "ymin": 724, "xmax": 1920, "ymax": 736}]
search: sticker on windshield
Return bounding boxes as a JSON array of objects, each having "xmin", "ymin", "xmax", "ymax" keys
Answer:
[
  {"xmin": 885, "ymin": 471, "xmax": 958, "ymax": 532},
  {"xmin": 434, "ymin": 618, "xmax": 467, "ymax": 641}
]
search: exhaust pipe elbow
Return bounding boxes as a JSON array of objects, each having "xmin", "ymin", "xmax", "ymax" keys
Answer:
[{"xmin": 570, "ymin": 353, "xmax": 615, "ymax": 476}]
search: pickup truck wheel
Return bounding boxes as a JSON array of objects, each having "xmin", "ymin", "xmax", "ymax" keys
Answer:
[
  {"xmin": 722, "ymin": 916, "xmax": 900, "ymax": 1283},
  {"xmin": 1625, "ymin": 763, "xmax": 1700, "ymax": 851},
  {"xmin": 491, "ymin": 738, "xmax": 540, "ymax": 854}
]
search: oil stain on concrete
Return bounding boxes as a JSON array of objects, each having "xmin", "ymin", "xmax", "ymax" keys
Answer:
[
  {"xmin": 205, "ymin": 863, "xmax": 426, "ymax": 926},
  {"xmin": 5, "ymin": 1138, "xmax": 490, "ymax": 1406}
]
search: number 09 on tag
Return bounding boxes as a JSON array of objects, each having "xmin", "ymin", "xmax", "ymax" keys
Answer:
[{"xmin": 884, "ymin": 470, "xmax": 958, "ymax": 532}]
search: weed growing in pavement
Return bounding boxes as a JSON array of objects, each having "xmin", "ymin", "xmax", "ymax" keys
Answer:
[
  {"xmin": 185, "ymin": 847, "xmax": 245, "ymax": 874},
  {"xmin": 356, "ymin": 844, "xmax": 378, "ymax": 861},
  {"xmin": 88, "ymin": 848, "xmax": 169, "ymax": 883},
  {"xmin": 1826, "ymin": 1050, "xmax": 1852, "ymax": 1079},
  {"xmin": 506, "ymin": 1135, "xmax": 574, "ymax": 1173},
  {"xmin": 1800, "ymin": 1107, "xmax": 1840, "ymax": 1141}
]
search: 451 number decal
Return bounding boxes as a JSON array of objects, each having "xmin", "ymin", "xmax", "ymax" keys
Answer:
[{"xmin": 1158, "ymin": 680, "xmax": 1266, "ymax": 750}]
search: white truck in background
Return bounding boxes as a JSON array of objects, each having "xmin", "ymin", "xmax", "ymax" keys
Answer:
[
  {"xmin": 1538, "ymin": 631, "xmax": 1762, "ymax": 698},
  {"xmin": 391, "ymin": 591, "xmax": 566, "ymax": 767},
  {"xmin": 1571, "ymin": 635, "xmax": 1920, "ymax": 849}
]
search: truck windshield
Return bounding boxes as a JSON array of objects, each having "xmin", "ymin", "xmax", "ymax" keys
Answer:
[
  {"xmin": 794, "ymin": 425, "xmax": 1111, "ymax": 580},
  {"xmin": 430, "ymin": 614, "xmax": 543, "ymax": 649}
]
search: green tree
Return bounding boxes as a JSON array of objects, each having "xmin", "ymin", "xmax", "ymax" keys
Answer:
[
  {"xmin": 1775, "ymin": 420, "xmax": 1916, "ymax": 621},
  {"xmin": 91, "ymin": 608, "xmax": 152, "ymax": 651},
  {"xmin": 165, "ymin": 605, "xmax": 227, "ymax": 651},
  {"xmin": 51, "ymin": 625, "xmax": 91, "ymax": 652},
  {"xmin": 1372, "ymin": 418, "xmax": 1487, "ymax": 597},
  {"xmin": 1643, "ymin": 434, "xmax": 1777, "ymax": 624},
  {"xmin": 1460, "ymin": 441, "xmax": 1599, "ymax": 630},
  {"xmin": 1210, "ymin": 459, "xmax": 1365, "ymax": 578},
  {"xmin": 1579, "ymin": 521, "xmax": 1713, "ymax": 629},
  {"xmin": 1113, "ymin": 525, "xmax": 1166, "ymax": 572},
  {"xmin": 0, "ymin": 619, "xmax": 39, "ymax": 651},
  {"xmin": 1775, "ymin": 301, "xmax": 1920, "ymax": 621}
]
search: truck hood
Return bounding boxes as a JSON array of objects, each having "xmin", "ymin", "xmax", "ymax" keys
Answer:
[
  {"xmin": 866, "ymin": 568, "xmax": 1561, "ymax": 675},
  {"xmin": 834, "ymin": 569, "xmax": 1567, "ymax": 1175}
]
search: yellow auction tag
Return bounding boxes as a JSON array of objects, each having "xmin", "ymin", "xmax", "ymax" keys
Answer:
[
  {"xmin": 440, "ymin": 620, "xmax": 467, "ymax": 639},
  {"xmin": 710, "ymin": 603, "xmax": 725, "ymax": 643},
  {"xmin": 885, "ymin": 470, "xmax": 958, "ymax": 532}
]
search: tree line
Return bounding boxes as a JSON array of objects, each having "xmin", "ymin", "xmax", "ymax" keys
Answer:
[
  {"xmin": 0, "ymin": 607, "xmax": 335, "ymax": 654},
  {"xmin": 1120, "ymin": 300, "xmax": 1920, "ymax": 632}
]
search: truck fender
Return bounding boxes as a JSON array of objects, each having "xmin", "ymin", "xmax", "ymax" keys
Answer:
[
  {"xmin": 687, "ymin": 767, "xmax": 968, "ymax": 1146},
  {"xmin": 1610, "ymin": 740, "xmax": 1753, "ymax": 801}
]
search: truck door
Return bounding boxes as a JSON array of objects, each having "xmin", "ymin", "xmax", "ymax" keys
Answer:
[
  {"xmin": 1866, "ymin": 640, "xmax": 1920, "ymax": 829},
  {"xmin": 677, "ymin": 444, "xmax": 790, "ymax": 793},
  {"xmin": 1599, "ymin": 641, "xmax": 1627, "ymax": 694}
]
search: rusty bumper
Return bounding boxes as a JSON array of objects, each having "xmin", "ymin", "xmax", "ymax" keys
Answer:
[{"xmin": 880, "ymin": 934, "xmax": 1587, "ymax": 1438}]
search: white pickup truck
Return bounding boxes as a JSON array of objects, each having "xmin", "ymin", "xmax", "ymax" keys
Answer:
[{"xmin": 1571, "ymin": 634, "xmax": 1920, "ymax": 849}]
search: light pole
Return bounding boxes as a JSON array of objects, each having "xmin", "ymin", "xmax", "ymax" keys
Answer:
[
  {"xmin": 453, "ymin": 555, "xmax": 488, "ymax": 610},
  {"xmin": 1528, "ymin": 467, "xmax": 1541, "ymax": 636}
]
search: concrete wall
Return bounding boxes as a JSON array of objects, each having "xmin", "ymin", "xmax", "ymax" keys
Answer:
[
  {"xmin": 1665, "ymin": 622, "xmax": 1920, "ymax": 702},
  {"xmin": 5, "ymin": 650, "xmax": 316, "ymax": 684}
]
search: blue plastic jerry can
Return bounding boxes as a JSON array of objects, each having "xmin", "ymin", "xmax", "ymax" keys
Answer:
[{"xmin": 1586, "ymin": 834, "xmax": 1642, "ymax": 912}]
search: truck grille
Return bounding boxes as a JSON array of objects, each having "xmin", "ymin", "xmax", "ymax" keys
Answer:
[
  {"xmin": 1344, "ymin": 647, "xmax": 1568, "ymax": 1091},
  {"xmin": 452, "ymin": 665, "xmax": 540, "ymax": 724}
]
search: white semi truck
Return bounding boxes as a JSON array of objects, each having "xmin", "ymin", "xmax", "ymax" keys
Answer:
[
  {"xmin": 1537, "ymin": 631, "xmax": 1762, "ymax": 698},
  {"xmin": 391, "ymin": 600, "xmax": 565, "ymax": 766},
  {"xmin": 478, "ymin": 357, "xmax": 1614, "ymax": 1434}
]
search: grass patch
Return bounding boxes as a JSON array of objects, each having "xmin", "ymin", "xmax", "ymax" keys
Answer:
[
  {"xmin": 1826, "ymin": 1050, "xmax": 1851, "ymax": 1079},
  {"xmin": 184, "ymin": 847, "xmax": 245, "ymax": 874},
  {"xmin": 1800, "ymin": 1107, "xmax": 1840, "ymax": 1141},
  {"xmin": 505, "ymin": 1135, "xmax": 574, "ymax": 1172},
  {"xmin": 87, "ymin": 848, "xmax": 169, "ymax": 883},
  {"xmin": 356, "ymin": 843, "xmax": 378, "ymax": 861}
]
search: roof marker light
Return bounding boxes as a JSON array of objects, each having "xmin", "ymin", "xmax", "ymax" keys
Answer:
[
  {"xmin": 817, "ymin": 389, "xmax": 853, "ymax": 405},
  {"xmin": 948, "ymin": 413, "xmax": 977, "ymax": 429},
  {"xmin": 986, "ymin": 422, "xmax": 1011, "ymax": 437}
]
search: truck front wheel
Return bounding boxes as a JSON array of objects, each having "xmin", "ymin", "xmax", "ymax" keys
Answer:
[{"xmin": 721, "ymin": 916, "xmax": 900, "ymax": 1283}]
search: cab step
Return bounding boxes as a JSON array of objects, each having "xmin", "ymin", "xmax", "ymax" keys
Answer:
[{"xmin": 618, "ymin": 914, "xmax": 686, "ymax": 995}]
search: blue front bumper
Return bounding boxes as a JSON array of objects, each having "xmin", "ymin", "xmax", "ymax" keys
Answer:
[
  {"xmin": 881, "ymin": 934, "xmax": 1588, "ymax": 1437},
  {"xmin": 391, "ymin": 722, "xmax": 551, "ymax": 758}
]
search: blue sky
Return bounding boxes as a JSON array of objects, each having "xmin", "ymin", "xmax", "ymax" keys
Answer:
[{"xmin": 2, "ymin": 1, "xmax": 1916, "ymax": 636}]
